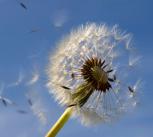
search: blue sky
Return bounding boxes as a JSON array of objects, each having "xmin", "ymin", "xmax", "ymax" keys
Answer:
[{"xmin": 0, "ymin": 0, "xmax": 153, "ymax": 137}]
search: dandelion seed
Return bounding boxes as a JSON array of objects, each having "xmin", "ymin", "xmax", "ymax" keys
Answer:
[
  {"xmin": 129, "ymin": 54, "xmax": 142, "ymax": 67},
  {"xmin": 27, "ymin": 98, "xmax": 33, "ymax": 106},
  {"xmin": 8, "ymin": 70, "xmax": 24, "ymax": 87},
  {"xmin": 31, "ymin": 101, "xmax": 48, "ymax": 125},
  {"xmin": 0, "ymin": 96, "xmax": 16, "ymax": 106},
  {"xmin": 29, "ymin": 29, "xmax": 40, "ymax": 33},
  {"xmin": 19, "ymin": 2, "xmax": 27, "ymax": 10},
  {"xmin": 17, "ymin": 109, "xmax": 28, "ymax": 114},
  {"xmin": 128, "ymin": 86, "xmax": 134, "ymax": 93},
  {"xmin": 128, "ymin": 79, "xmax": 142, "ymax": 98},
  {"xmin": 26, "ymin": 90, "xmax": 48, "ymax": 125},
  {"xmin": 52, "ymin": 9, "xmax": 69, "ymax": 28},
  {"xmin": 27, "ymin": 69, "xmax": 39, "ymax": 85},
  {"xmin": 46, "ymin": 23, "xmax": 140, "ymax": 136}
]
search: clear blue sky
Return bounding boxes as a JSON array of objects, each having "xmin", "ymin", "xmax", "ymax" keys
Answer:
[{"xmin": 0, "ymin": 0, "xmax": 153, "ymax": 137}]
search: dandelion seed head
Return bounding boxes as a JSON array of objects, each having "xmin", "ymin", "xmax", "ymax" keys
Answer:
[{"xmin": 47, "ymin": 23, "xmax": 140, "ymax": 126}]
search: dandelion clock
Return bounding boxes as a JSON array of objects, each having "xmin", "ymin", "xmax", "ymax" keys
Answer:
[{"xmin": 45, "ymin": 23, "xmax": 141, "ymax": 137}]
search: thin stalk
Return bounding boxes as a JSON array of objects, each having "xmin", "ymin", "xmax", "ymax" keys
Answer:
[{"xmin": 45, "ymin": 107, "xmax": 73, "ymax": 137}]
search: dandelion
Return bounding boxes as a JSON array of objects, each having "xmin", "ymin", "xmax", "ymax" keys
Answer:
[{"xmin": 46, "ymin": 23, "xmax": 140, "ymax": 136}]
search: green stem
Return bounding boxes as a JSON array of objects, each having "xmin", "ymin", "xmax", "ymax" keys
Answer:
[{"xmin": 45, "ymin": 107, "xmax": 73, "ymax": 137}]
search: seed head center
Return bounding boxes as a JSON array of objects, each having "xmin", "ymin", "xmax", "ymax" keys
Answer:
[
  {"xmin": 91, "ymin": 66, "xmax": 108, "ymax": 84},
  {"xmin": 80, "ymin": 57, "xmax": 112, "ymax": 92}
]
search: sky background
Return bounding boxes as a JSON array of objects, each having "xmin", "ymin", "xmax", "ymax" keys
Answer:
[{"xmin": 0, "ymin": 0, "xmax": 153, "ymax": 137}]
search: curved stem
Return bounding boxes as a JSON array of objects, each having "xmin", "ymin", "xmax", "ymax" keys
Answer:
[{"xmin": 45, "ymin": 107, "xmax": 73, "ymax": 137}]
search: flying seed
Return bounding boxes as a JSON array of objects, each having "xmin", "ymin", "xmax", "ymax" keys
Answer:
[
  {"xmin": 128, "ymin": 86, "xmax": 134, "ymax": 93},
  {"xmin": 20, "ymin": 2, "xmax": 27, "ymax": 10},
  {"xmin": 28, "ymin": 99, "xmax": 33, "ymax": 106},
  {"xmin": 17, "ymin": 110, "xmax": 28, "ymax": 114},
  {"xmin": 0, "ymin": 96, "xmax": 16, "ymax": 106},
  {"xmin": 2, "ymin": 99, "xmax": 7, "ymax": 106}
]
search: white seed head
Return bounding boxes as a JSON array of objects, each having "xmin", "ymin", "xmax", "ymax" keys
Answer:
[{"xmin": 47, "ymin": 23, "xmax": 140, "ymax": 126}]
